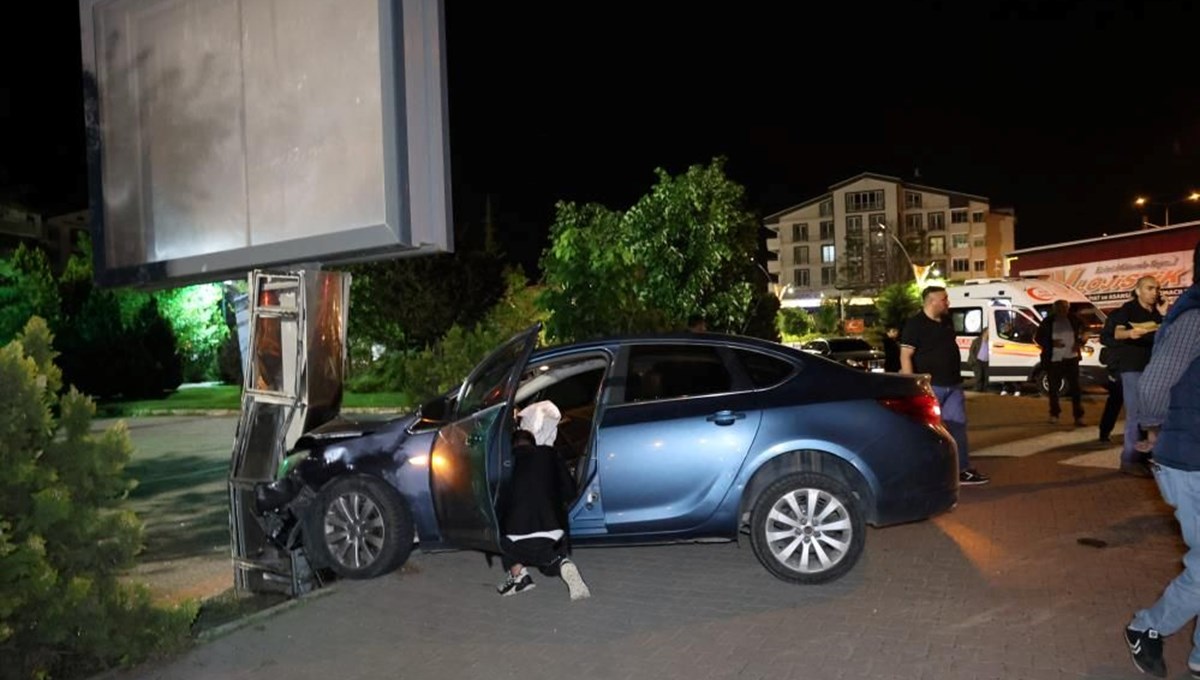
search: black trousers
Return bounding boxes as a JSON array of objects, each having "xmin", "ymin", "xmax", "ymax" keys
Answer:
[
  {"xmin": 1047, "ymin": 358, "xmax": 1083, "ymax": 419},
  {"xmin": 500, "ymin": 536, "xmax": 568, "ymax": 576},
  {"xmin": 1099, "ymin": 372, "xmax": 1123, "ymax": 439}
]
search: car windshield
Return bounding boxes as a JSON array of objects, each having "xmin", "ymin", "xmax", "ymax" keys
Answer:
[{"xmin": 827, "ymin": 339, "xmax": 873, "ymax": 353}]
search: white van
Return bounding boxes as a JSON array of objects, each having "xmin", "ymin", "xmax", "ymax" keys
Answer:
[{"xmin": 946, "ymin": 278, "xmax": 1108, "ymax": 393}]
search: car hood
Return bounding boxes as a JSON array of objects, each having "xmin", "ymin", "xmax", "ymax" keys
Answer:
[{"xmin": 294, "ymin": 413, "xmax": 419, "ymax": 448}]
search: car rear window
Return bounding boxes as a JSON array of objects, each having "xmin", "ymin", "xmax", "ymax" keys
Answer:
[
  {"xmin": 734, "ymin": 350, "xmax": 795, "ymax": 388},
  {"xmin": 827, "ymin": 339, "xmax": 872, "ymax": 353}
]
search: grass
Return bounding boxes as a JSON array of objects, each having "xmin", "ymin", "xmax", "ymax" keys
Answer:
[{"xmin": 97, "ymin": 384, "xmax": 412, "ymax": 417}]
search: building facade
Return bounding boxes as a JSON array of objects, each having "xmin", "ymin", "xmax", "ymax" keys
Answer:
[{"xmin": 763, "ymin": 173, "xmax": 1015, "ymax": 305}]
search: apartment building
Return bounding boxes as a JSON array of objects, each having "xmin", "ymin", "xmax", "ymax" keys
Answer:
[{"xmin": 763, "ymin": 172, "xmax": 1015, "ymax": 305}]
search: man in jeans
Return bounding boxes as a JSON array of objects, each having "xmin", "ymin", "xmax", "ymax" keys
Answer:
[
  {"xmin": 1102, "ymin": 276, "xmax": 1164, "ymax": 476},
  {"xmin": 1124, "ymin": 241, "xmax": 1200, "ymax": 677},
  {"xmin": 900, "ymin": 286, "xmax": 990, "ymax": 486}
]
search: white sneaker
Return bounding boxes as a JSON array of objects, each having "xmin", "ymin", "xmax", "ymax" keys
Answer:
[{"xmin": 559, "ymin": 559, "xmax": 590, "ymax": 600}]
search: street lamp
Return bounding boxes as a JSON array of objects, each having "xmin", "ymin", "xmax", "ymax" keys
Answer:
[
  {"xmin": 875, "ymin": 221, "xmax": 935, "ymax": 288},
  {"xmin": 1134, "ymin": 193, "xmax": 1200, "ymax": 227}
]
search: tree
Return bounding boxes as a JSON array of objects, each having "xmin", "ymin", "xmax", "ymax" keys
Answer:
[
  {"xmin": 778, "ymin": 307, "xmax": 813, "ymax": 338},
  {"xmin": 539, "ymin": 158, "xmax": 760, "ymax": 342},
  {"xmin": 0, "ymin": 244, "xmax": 60, "ymax": 344},
  {"xmin": 874, "ymin": 282, "xmax": 922, "ymax": 330},
  {"xmin": 0, "ymin": 318, "xmax": 194, "ymax": 679},
  {"xmin": 812, "ymin": 299, "xmax": 841, "ymax": 335},
  {"xmin": 346, "ymin": 250, "xmax": 505, "ymax": 358}
]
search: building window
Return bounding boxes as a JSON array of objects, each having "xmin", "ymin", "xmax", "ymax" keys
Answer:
[
  {"xmin": 845, "ymin": 190, "xmax": 885, "ymax": 213},
  {"xmin": 819, "ymin": 221, "xmax": 835, "ymax": 240},
  {"xmin": 928, "ymin": 212, "xmax": 946, "ymax": 230},
  {"xmin": 973, "ymin": 236, "xmax": 986, "ymax": 248},
  {"xmin": 974, "ymin": 260, "xmax": 986, "ymax": 272},
  {"xmin": 904, "ymin": 213, "xmax": 922, "ymax": 234},
  {"xmin": 791, "ymin": 223, "xmax": 808, "ymax": 241},
  {"xmin": 819, "ymin": 199, "xmax": 833, "ymax": 217},
  {"xmin": 793, "ymin": 245, "xmax": 809, "ymax": 264},
  {"xmin": 868, "ymin": 213, "xmax": 886, "ymax": 231},
  {"xmin": 951, "ymin": 210, "xmax": 968, "ymax": 224},
  {"xmin": 845, "ymin": 215, "xmax": 862, "ymax": 235},
  {"xmin": 929, "ymin": 235, "xmax": 946, "ymax": 256},
  {"xmin": 972, "ymin": 211, "xmax": 985, "ymax": 223},
  {"xmin": 796, "ymin": 268, "xmax": 811, "ymax": 287},
  {"xmin": 952, "ymin": 258, "xmax": 971, "ymax": 273},
  {"xmin": 821, "ymin": 266, "xmax": 836, "ymax": 286},
  {"xmin": 952, "ymin": 233, "xmax": 969, "ymax": 249},
  {"xmin": 821, "ymin": 244, "xmax": 836, "ymax": 263},
  {"xmin": 905, "ymin": 191, "xmax": 922, "ymax": 208}
]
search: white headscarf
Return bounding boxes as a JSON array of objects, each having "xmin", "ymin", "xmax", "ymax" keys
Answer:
[{"xmin": 516, "ymin": 400, "xmax": 561, "ymax": 446}]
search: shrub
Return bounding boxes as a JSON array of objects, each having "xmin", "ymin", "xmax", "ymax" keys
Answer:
[{"xmin": 0, "ymin": 318, "xmax": 196, "ymax": 680}]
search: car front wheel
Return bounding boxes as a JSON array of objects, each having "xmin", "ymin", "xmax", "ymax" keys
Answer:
[
  {"xmin": 307, "ymin": 475, "xmax": 414, "ymax": 579},
  {"xmin": 749, "ymin": 472, "xmax": 864, "ymax": 584}
]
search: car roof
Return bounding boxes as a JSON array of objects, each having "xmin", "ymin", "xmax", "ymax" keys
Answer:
[{"xmin": 530, "ymin": 332, "xmax": 804, "ymax": 360}]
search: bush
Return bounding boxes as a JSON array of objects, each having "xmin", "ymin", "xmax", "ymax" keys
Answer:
[
  {"xmin": 0, "ymin": 318, "xmax": 196, "ymax": 680},
  {"xmin": 351, "ymin": 269, "xmax": 546, "ymax": 402},
  {"xmin": 875, "ymin": 282, "xmax": 921, "ymax": 330},
  {"xmin": 778, "ymin": 307, "xmax": 813, "ymax": 339},
  {"xmin": 0, "ymin": 245, "xmax": 60, "ymax": 344}
]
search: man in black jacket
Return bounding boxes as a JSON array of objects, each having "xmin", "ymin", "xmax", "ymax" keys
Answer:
[
  {"xmin": 495, "ymin": 408, "xmax": 590, "ymax": 600},
  {"xmin": 1101, "ymin": 276, "xmax": 1164, "ymax": 476},
  {"xmin": 1035, "ymin": 299, "xmax": 1086, "ymax": 426}
]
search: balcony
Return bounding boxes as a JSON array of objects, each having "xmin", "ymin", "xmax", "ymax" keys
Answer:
[
  {"xmin": 765, "ymin": 237, "xmax": 780, "ymax": 251},
  {"xmin": 766, "ymin": 260, "xmax": 780, "ymax": 274}
]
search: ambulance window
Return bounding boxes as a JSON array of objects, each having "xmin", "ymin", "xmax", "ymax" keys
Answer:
[
  {"xmin": 951, "ymin": 308, "xmax": 983, "ymax": 334},
  {"xmin": 995, "ymin": 309, "xmax": 1037, "ymax": 343}
]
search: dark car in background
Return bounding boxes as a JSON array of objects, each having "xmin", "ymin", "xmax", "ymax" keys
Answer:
[
  {"xmin": 801, "ymin": 337, "xmax": 886, "ymax": 372},
  {"xmin": 255, "ymin": 325, "xmax": 958, "ymax": 586}
]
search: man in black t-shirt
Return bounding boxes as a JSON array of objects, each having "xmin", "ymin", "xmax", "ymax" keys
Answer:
[
  {"xmin": 901, "ymin": 286, "xmax": 990, "ymax": 486},
  {"xmin": 1100, "ymin": 276, "xmax": 1164, "ymax": 477}
]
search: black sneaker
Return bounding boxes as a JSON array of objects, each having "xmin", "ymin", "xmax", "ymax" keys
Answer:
[
  {"xmin": 497, "ymin": 569, "xmax": 535, "ymax": 597},
  {"xmin": 959, "ymin": 468, "xmax": 990, "ymax": 486},
  {"xmin": 1125, "ymin": 627, "xmax": 1166, "ymax": 677}
]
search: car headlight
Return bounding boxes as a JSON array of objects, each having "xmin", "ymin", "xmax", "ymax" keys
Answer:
[
  {"xmin": 845, "ymin": 358, "xmax": 866, "ymax": 368},
  {"xmin": 1081, "ymin": 345, "xmax": 1094, "ymax": 356}
]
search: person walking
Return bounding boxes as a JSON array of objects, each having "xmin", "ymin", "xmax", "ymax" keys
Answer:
[
  {"xmin": 1123, "ymin": 241, "xmax": 1200, "ymax": 677},
  {"xmin": 1101, "ymin": 277, "xmax": 1164, "ymax": 477},
  {"xmin": 1035, "ymin": 299, "xmax": 1085, "ymax": 426},
  {"xmin": 900, "ymin": 286, "xmax": 990, "ymax": 486}
]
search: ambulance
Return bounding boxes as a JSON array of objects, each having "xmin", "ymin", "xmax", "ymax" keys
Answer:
[{"xmin": 946, "ymin": 278, "xmax": 1109, "ymax": 394}]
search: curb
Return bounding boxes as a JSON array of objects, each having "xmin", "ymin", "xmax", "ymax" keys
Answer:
[{"xmin": 196, "ymin": 584, "xmax": 339, "ymax": 643}]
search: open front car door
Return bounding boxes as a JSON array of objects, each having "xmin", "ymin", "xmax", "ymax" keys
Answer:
[{"xmin": 428, "ymin": 323, "xmax": 542, "ymax": 552}]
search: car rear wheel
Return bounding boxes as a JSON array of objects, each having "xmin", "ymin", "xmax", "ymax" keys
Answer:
[
  {"xmin": 749, "ymin": 472, "xmax": 864, "ymax": 584},
  {"xmin": 307, "ymin": 476, "xmax": 414, "ymax": 579},
  {"xmin": 1036, "ymin": 369, "xmax": 1067, "ymax": 396}
]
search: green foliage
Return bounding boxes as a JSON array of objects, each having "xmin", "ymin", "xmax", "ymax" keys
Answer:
[
  {"xmin": 812, "ymin": 299, "xmax": 842, "ymax": 335},
  {"xmin": 155, "ymin": 285, "xmax": 228, "ymax": 383},
  {"xmin": 875, "ymin": 282, "xmax": 922, "ymax": 330},
  {"xmin": 778, "ymin": 307, "xmax": 813, "ymax": 338},
  {"xmin": 539, "ymin": 158, "xmax": 759, "ymax": 342},
  {"xmin": 53, "ymin": 239, "xmax": 183, "ymax": 399},
  {"xmin": 742, "ymin": 290, "xmax": 781, "ymax": 342},
  {"xmin": 349, "ymin": 270, "xmax": 546, "ymax": 402},
  {"xmin": 346, "ymin": 250, "xmax": 506, "ymax": 360},
  {"xmin": 0, "ymin": 245, "xmax": 61, "ymax": 344},
  {"xmin": 0, "ymin": 318, "xmax": 196, "ymax": 680}
]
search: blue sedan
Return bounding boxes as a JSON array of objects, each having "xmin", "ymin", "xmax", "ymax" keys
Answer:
[{"xmin": 255, "ymin": 323, "xmax": 958, "ymax": 585}]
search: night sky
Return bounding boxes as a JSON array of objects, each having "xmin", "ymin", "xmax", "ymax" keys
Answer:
[{"xmin": 3, "ymin": 1, "xmax": 1198, "ymax": 276}]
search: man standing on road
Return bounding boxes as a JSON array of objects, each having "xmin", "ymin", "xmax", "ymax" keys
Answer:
[
  {"xmin": 901, "ymin": 286, "xmax": 990, "ymax": 486},
  {"xmin": 1035, "ymin": 299, "xmax": 1086, "ymax": 426},
  {"xmin": 1102, "ymin": 276, "xmax": 1164, "ymax": 477},
  {"xmin": 1124, "ymin": 241, "xmax": 1200, "ymax": 678}
]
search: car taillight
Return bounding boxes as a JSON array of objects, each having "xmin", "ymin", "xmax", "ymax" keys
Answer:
[{"xmin": 878, "ymin": 394, "xmax": 942, "ymax": 428}]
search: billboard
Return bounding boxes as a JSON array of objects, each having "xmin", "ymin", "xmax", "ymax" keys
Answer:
[
  {"xmin": 79, "ymin": 0, "xmax": 451, "ymax": 287},
  {"xmin": 1022, "ymin": 249, "xmax": 1194, "ymax": 308}
]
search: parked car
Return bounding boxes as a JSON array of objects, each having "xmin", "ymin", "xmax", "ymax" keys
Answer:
[
  {"xmin": 255, "ymin": 324, "xmax": 958, "ymax": 585},
  {"xmin": 801, "ymin": 337, "xmax": 886, "ymax": 372}
]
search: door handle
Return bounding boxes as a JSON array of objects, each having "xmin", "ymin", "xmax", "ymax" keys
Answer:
[
  {"xmin": 992, "ymin": 342, "xmax": 1004, "ymax": 348},
  {"xmin": 706, "ymin": 410, "xmax": 746, "ymax": 426}
]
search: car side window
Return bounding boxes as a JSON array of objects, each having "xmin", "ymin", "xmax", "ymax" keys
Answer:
[
  {"xmin": 624, "ymin": 345, "xmax": 733, "ymax": 402},
  {"xmin": 734, "ymin": 350, "xmax": 795, "ymax": 388}
]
